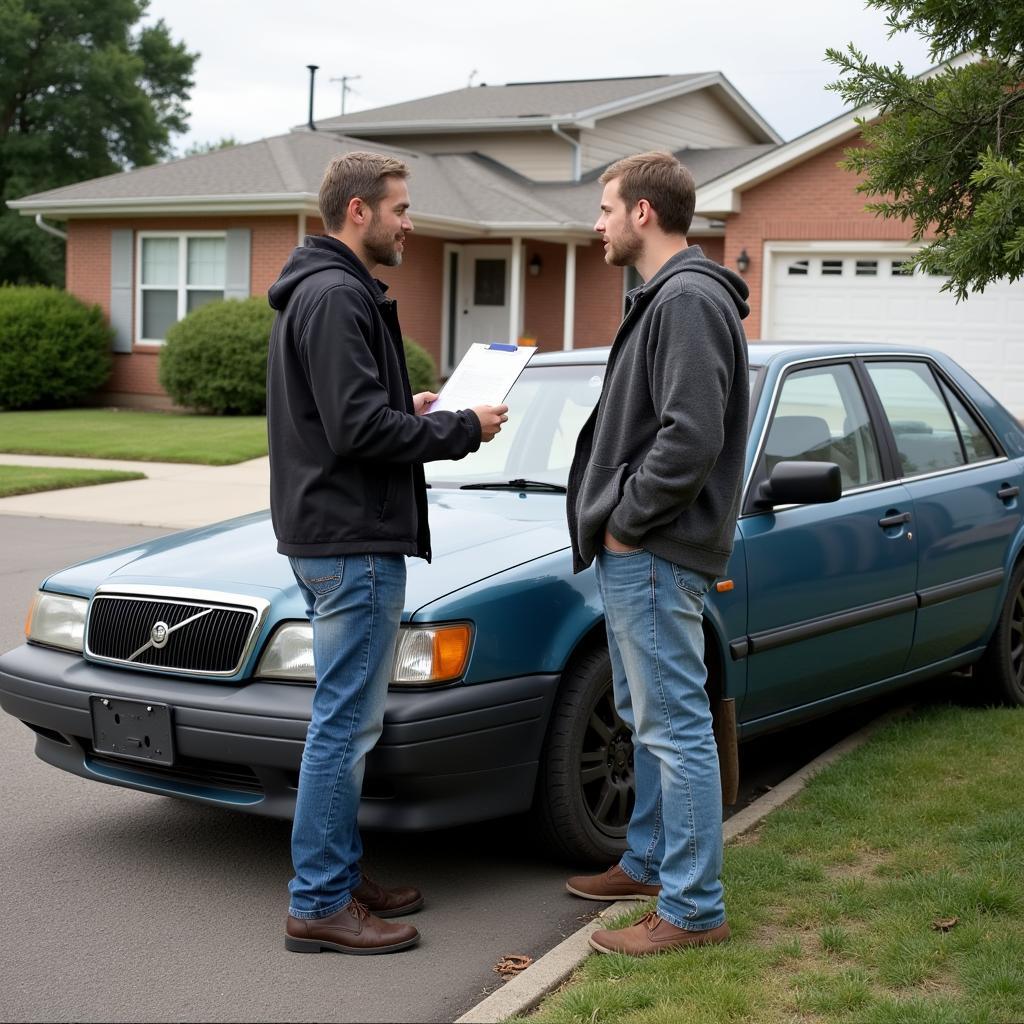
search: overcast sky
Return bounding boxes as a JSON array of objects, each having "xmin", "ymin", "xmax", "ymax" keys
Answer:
[{"xmin": 145, "ymin": 0, "xmax": 935, "ymax": 155}]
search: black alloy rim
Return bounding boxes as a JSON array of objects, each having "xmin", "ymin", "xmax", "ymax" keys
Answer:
[
  {"xmin": 1010, "ymin": 580, "xmax": 1024, "ymax": 695},
  {"xmin": 579, "ymin": 680, "xmax": 635, "ymax": 837}
]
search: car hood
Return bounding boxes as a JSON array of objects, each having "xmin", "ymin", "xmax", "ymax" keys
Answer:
[{"xmin": 44, "ymin": 490, "xmax": 570, "ymax": 616}]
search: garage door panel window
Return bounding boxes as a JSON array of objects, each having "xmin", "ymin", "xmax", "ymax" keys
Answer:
[
  {"xmin": 763, "ymin": 364, "xmax": 883, "ymax": 491},
  {"xmin": 866, "ymin": 362, "xmax": 968, "ymax": 476}
]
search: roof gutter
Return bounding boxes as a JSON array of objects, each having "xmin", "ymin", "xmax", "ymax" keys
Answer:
[
  {"xmin": 551, "ymin": 122, "xmax": 581, "ymax": 182},
  {"xmin": 34, "ymin": 213, "xmax": 67, "ymax": 241}
]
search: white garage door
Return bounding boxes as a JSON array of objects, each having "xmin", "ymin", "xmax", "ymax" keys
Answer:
[{"xmin": 767, "ymin": 249, "xmax": 1024, "ymax": 413}]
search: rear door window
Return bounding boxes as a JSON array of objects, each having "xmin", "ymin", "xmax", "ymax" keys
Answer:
[{"xmin": 865, "ymin": 362, "xmax": 971, "ymax": 476}]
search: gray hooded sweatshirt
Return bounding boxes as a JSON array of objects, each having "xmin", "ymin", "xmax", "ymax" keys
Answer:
[{"xmin": 567, "ymin": 245, "xmax": 749, "ymax": 576}]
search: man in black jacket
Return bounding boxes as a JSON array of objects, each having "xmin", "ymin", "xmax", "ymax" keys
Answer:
[
  {"xmin": 564, "ymin": 152, "xmax": 749, "ymax": 956},
  {"xmin": 267, "ymin": 151, "xmax": 506, "ymax": 955}
]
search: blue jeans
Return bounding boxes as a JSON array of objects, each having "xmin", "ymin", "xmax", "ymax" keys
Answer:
[
  {"xmin": 595, "ymin": 548, "xmax": 725, "ymax": 931},
  {"xmin": 287, "ymin": 554, "xmax": 406, "ymax": 919}
]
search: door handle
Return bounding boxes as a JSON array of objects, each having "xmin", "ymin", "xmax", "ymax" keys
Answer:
[
  {"xmin": 997, "ymin": 485, "xmax": 1020, "ymax": 500},
  {"xmin": 878, "ymin": 511, "xmax": 911, "ymax": 528}
]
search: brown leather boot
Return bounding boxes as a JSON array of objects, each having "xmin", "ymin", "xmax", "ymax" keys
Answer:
[
  {"xmin": 566, "ymin": 864, "xmax": 661, "ymax": 901},
  {"xmin": 285, "ymin": 899, "xmax": 419, "ymax": 954},
  {"xmin": 353, "ymin": 873, "xmax": 424, "ymax": 917},
  {"xmin": 589, "ymin": 912, "xmax": 730, "ymax": 956}
]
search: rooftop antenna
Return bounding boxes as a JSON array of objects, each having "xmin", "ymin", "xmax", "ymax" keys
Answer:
[
  {"xmin": 467, "ymin": 69, "xmax": 478, "ymax": 87},
  {"xmin": 306, "ymin": 64, "xmax": 319, "ymax": 130},
  {"xmin": 329, "ymin": 74, "xmax": 362, "ymax": 115}
]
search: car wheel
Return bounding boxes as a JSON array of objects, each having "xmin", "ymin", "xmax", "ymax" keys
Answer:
[
  {"xmin": 979, "ymin": 560, "xmax": 1024, "ymax": 707},
  {"xmin": 533, "ymin": 646, "xmax": 633, "ymax": 865}
]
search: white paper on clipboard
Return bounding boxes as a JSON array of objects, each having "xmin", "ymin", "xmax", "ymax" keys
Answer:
[{"xmin": 426, "ymin": 343, "xmax": 536, "ymax": 414}]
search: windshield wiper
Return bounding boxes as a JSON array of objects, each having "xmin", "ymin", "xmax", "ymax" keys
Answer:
[{"xmin": 460, "ymin": 478, "xmax": 567, "ymax": 493}]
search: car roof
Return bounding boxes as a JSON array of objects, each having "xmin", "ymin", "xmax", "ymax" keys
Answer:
[{"xmin": 529, "ymin": 340, "xmax": 940, "ymax": 369}]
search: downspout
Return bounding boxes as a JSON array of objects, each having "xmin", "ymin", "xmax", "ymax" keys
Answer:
[
  {"xmin": 35, "ymin": 214, "xmax": 67, "ymax": 241},
  {"xmin": 551, "ymin": 122, "xmax": 581, "ymax": 182}
]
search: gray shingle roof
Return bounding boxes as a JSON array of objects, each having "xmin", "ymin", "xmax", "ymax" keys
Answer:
[
  {"xmin": 10, "ymin": 132, "xmax": 777, "ymax": 234},
  {"xmin": 313, "ymin": 74, "xmax": 708, "ymax": 130}
]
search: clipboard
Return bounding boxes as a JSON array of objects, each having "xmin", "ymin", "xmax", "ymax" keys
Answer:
[{"xmin": 426, "ymin": 343, "xmax": 536, "ymax": 414}]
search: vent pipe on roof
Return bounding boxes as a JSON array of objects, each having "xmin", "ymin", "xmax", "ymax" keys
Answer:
[
  {"xmin": 307, "ymin": 65, "xmax": 319, "ymax": 130},
  {"xmin": 552, "ymin": 123, "xmax": 581, "ymax": 182}
]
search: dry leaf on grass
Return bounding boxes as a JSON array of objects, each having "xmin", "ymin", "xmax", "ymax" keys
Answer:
[
  {"xmin": 494, "ymin": 954, "xmax": 533, "ymax": 977},
  {"xmin": 931, "ymin": 916, "xmax": 959, "ymax": 932}
]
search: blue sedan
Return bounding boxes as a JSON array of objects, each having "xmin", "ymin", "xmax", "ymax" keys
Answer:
[{"xmin": 2, "ymin": 343, "xmax": 1022, "ymax": 865}]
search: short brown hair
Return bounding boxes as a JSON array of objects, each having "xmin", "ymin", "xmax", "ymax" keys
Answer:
[
  {"xmin": 599, "ymin": 151, "xmax": 696, "ymax": 236},
  {"xmin": 318, "ymin": 151, "xmax": 410, "ymax": 233}
]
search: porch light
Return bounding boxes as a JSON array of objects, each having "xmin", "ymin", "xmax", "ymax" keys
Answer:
[
  {"xmin": 736, "ymin": 249, "xmax": 751, "ymax": 274},
  {"xmin": 528, "ymin": 253, "xmax": 542, "ymax": 277}
]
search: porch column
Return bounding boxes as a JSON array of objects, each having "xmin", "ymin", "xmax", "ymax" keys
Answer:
[
  {"xmin": 563, "ymin": 242, "xmax": 577, "ymax": 350},
  {"xmin": 509, "ymin": 236, "xmax": 523, "ymax": 342}
]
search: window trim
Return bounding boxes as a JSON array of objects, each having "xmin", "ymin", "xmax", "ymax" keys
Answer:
[{"xmin": 135, "ymin": 230, "xmax": 227, "ymax": 346}]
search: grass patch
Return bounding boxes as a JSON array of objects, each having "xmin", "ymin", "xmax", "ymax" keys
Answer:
[
  {"xmin": 0, "ymin": 465, "xmax": 145, "ymax": 497},
  {"xmin": 0, "ymin": 409, "xmax": 267, "ymax": 465},
  {"xmin": 512, "ymin": 706, "xmax": 1024, "ymax": 1024}
]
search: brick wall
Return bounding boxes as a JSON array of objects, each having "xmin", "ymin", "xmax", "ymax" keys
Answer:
[
  {"xmin": 574, "ymin": 240, "xmax": 628, "ymax": 349},
  {"xmin": 66, "ymin": 216, "xmax": 301, "ymax": 401},
  {"xmin": 374, "ymin": 233, "xmax": 444, "ymax": 368},
  {"xmin": 722, "ymin": 139, "xmax": 912, "ymax": 339}
]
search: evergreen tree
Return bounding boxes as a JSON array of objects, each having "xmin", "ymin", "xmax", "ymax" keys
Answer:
[{"xmin": 827, "ymin": 0, "xmax": 1024, "ymax": 299}]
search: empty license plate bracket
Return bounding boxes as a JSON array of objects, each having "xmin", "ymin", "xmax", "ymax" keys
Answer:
[{"xmin": 90, "ymin": 696, "xmax": 174, "ymax": 766}]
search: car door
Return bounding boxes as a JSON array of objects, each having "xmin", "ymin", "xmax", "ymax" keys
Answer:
[
  {"xmin": 863, "ymin": 358, "xmax": 1023, "ymax": 672},
  {"xmin": 738, "ymin": 359, "xmax": 918, "ymax": 724}
]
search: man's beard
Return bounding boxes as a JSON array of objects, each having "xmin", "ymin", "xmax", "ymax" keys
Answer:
[
  {"xmin": 604, "ymin": 223, "xmax": 642, "ymax": 268},
  {"xmin": 364, "ymin": 219, "xmax": 403, "ymax": 267}
]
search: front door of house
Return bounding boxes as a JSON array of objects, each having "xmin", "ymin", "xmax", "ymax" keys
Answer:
[{"xmin": 455, "ymin": 245, "xmax": 511, "ymax": 362}]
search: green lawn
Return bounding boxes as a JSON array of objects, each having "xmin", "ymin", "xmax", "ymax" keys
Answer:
[
  {"xmin": 0, "ymin": 409, "xmax": 268, "ymax": 465},
  {"xmin": 516, "ymin": 705, "xmax": 1024, "ymax": 1024},
  {"xmin": 0, "ymin": 465, "xmax": 145, "ymax": 497}
]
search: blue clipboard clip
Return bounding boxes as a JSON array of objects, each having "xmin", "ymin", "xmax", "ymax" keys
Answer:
[{"xmin": 487, "ymin": 343, "xmax": 519, "ymax": 352}]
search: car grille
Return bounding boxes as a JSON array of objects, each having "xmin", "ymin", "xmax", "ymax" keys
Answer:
[{"xmin": 86, "ymin": 594, "xmax": 259, "ymax": 676}]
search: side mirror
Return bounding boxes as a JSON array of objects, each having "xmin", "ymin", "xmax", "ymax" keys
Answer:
[{"xmin": 754, "ymin": 460, "xmax": 842, "ymax": 509}]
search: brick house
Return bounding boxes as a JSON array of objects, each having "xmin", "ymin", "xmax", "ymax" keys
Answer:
[{"xmin": 10, "ymin": 73, "xmax": 1024, "ymax": 409}]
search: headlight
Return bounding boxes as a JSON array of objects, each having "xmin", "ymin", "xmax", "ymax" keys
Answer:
[
  {"xmin": 256, "ymin": 622, "xmax": 315, "ymax": 681},
  {"xmin": 25, "ymin": 592, "xmax": 87, "ymax": 652},
  {"xmin": 256, "ymin": 621, "xmax": 473, "ymax": 687},
  {"xmin": 392, "ymin": 623, "xmax": 473, "ymax": 686}
]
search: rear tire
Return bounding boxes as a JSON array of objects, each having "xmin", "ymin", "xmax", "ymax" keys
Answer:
[
  {"xmin": 979, "ymin": 560, "xmax": 1024, "ymax": 707},
  {"xmin": 533, "ymin": 647, "xmax": 632, "ymax": 865}
]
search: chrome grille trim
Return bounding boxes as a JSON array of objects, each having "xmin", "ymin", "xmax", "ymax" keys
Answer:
[{"xmin": 85, "ymin": 585, "xmax": 270, "ymax": 677}]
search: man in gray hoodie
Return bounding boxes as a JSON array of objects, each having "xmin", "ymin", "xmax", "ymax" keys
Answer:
[{"xmin": 564, "ymin": 151, "xmax": 749, "ymax": 956}]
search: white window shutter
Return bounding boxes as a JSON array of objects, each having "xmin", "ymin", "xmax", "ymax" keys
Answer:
[
  {"xmin": 224, "ymin": 228, "xmax": 251, "ymax": 300},
  {"xmin": 109, "ymin": 229, "xmax": 133, "ymax": 352}
]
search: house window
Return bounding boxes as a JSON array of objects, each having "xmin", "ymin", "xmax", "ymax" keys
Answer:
[
  {"xmin": 855, "ymin": 260, "xmax": 878, "ymax": 276},
  {"xmin": 787, "ymin": 260, "xmax": 809, "ymax": 276},
  {"xmin": 891, "ymin": 259, "xmax": 914, "ymax": 277},
  {"xmin": 821, "ymin": 260, "xmax": 844, "ymax": 276},
  {"xmin": 138, "ymin": 233, "xmax": 226, "ymax": 343}
]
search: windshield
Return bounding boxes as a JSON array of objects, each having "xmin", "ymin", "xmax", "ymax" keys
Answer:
[{"xmin": 425, "ymin": 363, "xmax": 605, "ymax": 488}]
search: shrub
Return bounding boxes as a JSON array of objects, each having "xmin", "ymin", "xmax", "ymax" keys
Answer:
[
  {"xmin": 404, "ymin": 337, "xmax": 438, "ymax": 394},
  {"xmin": 0, "ymin": 286, "xmax": 112, "ymax": 409},
  {"xmin": 159, "ymin": 298, "xmax": 274, "ymax": 415}
]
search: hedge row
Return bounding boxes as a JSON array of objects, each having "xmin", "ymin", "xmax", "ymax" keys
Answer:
[{"xmin": 0, "ymin": 287, "xmax": 439, "ymax": 415}]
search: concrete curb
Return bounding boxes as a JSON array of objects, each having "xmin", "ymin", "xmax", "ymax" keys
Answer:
[{"xmin": 454, "ymin": 707, "xmax": 910, "ymax": 1024}]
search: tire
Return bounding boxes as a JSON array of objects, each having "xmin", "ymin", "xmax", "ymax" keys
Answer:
[
  {"xmin": 533, "ymin": 646, "xmax": 633, "ymax": 865},
  {"xmin": 979, "ymin": 560, "xmax": 1024, "ymax": 707}
]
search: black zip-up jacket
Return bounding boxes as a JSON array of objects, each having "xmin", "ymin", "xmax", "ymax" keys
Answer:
[
  {"xmin": 266, "ymin": 235, "xmax": 481, "ymax": 560},
  {"xmin": 567, "ymin": 246, "xmax": 749, "ymax": 576}
]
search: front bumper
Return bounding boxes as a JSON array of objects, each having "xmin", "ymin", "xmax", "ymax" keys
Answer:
[{"xmin": 0, "ymin": 644, "xmax": 559, "ymax": 830}]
